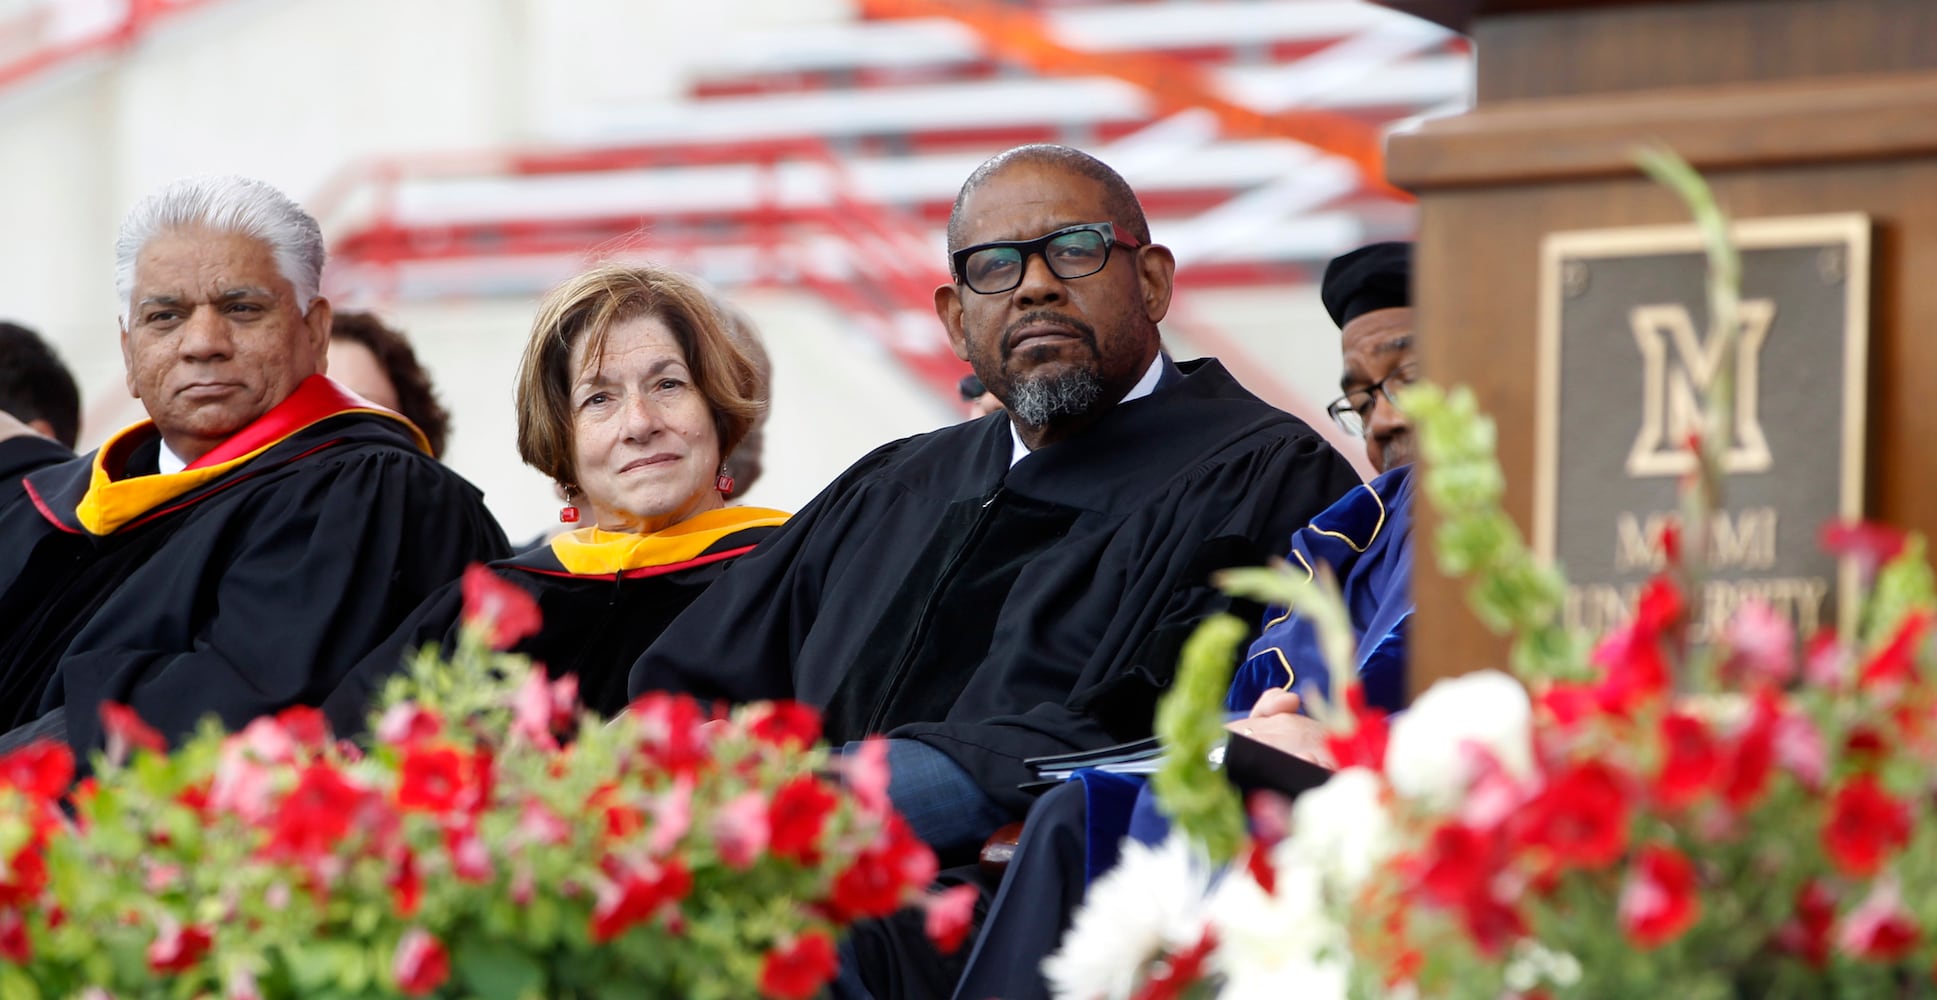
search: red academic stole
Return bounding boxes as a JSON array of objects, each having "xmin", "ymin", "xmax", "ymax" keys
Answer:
[{"xmin": 42, "ymin": 376, "xmax": 426, "ymax": 536}]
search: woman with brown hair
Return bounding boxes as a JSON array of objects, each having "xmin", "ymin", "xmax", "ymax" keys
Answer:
[{"xmin": 321, "ymin": 263, "xmax": 786, "ymax": 727}]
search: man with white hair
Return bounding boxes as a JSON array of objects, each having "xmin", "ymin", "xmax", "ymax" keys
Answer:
[{"xmin": 0, "ymin": 176, "xmax": 508, "ymax": 756}]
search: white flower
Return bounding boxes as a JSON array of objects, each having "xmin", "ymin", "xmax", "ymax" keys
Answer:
[
  {"xmin": 1385, "ymin": 669, "xmax": 1533, "ymax": 806},
  {"xmin": 1044, "ymin": 833, "xmax": 1214, "ymax": 1000},
  {"xmin": 1280, "ymin": 767, "xmax": 1394, "ymax": 894},
  {"xmin": 1206, "ymin": 858, "xmax": 1349, "ymax": 1000}
]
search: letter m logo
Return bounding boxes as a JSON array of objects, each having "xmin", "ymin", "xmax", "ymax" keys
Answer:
[{"xmin": 1626, "ymin": 299, "xmax": 1776, "ymax": 477}]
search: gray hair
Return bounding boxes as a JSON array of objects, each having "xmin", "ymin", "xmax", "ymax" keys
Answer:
[{"xmin": 115, "ymin": 176, "xmax": 326, "ymax": 324}]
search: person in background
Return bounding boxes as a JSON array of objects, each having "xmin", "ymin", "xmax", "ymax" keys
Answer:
[
  {"xmin": 951, "ymin": 242, "xmax": 1422, "ymax": 1000},
  {"xmin": 0, "ymin": 176, "xmax": 508, "ymax": 757},
  {"xmin": 957, "ymin": 372, "xmax": 1004, "ymax": 418},
  {"xmin": 322, "ymin": 263, "xmax": 786, "ymax": 729},
  {"xmin": 328, "ymin": 310, "xmax": 453, "ymax": 459},
  {"xmin": 714, "ymin": 298, "xmax": 772, "ymax": 497},
  {"xmin": 0, "ymin": 321, "xmax": 82, "ymax": 449}
]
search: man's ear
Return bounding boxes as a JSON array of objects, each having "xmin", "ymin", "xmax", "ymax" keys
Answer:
[
  {"xmin": 121, "ymin": 322, "xmax": 138, "ymax": 399},
  {"xmin": 303, "ymin": 296, "xmax": 334, "ymax": 372},
  {"xmin": 935, "ymin": 282, "xmax": 969, "ymax": 362},
  {"xmin": 1136, "ymin": 244, "xmax": 1177, "ymax": 324}
]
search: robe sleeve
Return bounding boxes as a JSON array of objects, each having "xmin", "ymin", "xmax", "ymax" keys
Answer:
[
  {"xmin": 627, "ymin": 442, "xmax": 896, "ymax": 704},
  {"xmin": 52, "ymin": 448, "xmax": 509, "ymax": 753},
  {"xmin": 894, "ymin": 431, "xmax": 1362, "ymax": 815},
  {"xmin": 316, "ymin": 575, "xmax": 467, "ymax": 738}
]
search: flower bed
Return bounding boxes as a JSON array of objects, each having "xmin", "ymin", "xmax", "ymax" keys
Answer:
[{"xmin": 0, "ymin": 566, "xmax": 970, "ymax": 999}]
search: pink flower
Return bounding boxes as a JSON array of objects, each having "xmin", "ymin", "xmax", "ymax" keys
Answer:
[
  {"xmin": 923, "ymin": 883, "xmax": 979, "ymax": 954},
  {"xmin": 647, "ymin": 779, "xmax": 694, "ymax": 856},
  {"xmin": 512, "ymin": 669, "xmax": 579, "ymax": 748},
  {"xmin": 376, "ymin": 704, "xmax": 444, "ymax": 747},
  {"xmin": 1619, "ymin": 844, "xmax": 1700, "ymax": 948},
  {"xmin": 392, "ymin": 928, "xmax": 450, "ymax": 996},
  {"xmin": 459, "ymin": 563, "xmax": 543, "ymax": 650},
  {"xmin": 711, "ymin": 791, "xmax": 771, "ymax": 869},
  {"xmin": 1838, "ymin": 883, "xmax": 1920, "ymax": 960},
  {"xmin": 516, "ymin": 799, "xmax": 571, "ymax": 847},
  {"xmin": 1773, "ymin": 710, "xmax": 1827, "ymax": 790},
  {"xmin": 844, "ymin": 738, "xmax": 892, "ymax": 817},
  {"xmin": 1722, "ymin": 599, "xmax": 1796, "ymax": 686}
]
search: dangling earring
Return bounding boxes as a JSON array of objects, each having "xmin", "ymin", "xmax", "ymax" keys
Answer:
[
  {"xmin": 715, "ymin": 464, "xmax": 736, "ymax": 496},
  {"xmin": 559, "ymin": 485, "xmax": 581, "ymax": 524}
]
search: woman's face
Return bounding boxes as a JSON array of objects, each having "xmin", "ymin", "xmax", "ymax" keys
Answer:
[{"xmin": 567, "ymin": 314, "xmax": 723, "ymax": 534}]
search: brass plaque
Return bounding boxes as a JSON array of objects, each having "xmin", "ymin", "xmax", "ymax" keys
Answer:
[{"xmin": 1534, "ymin": 214, "xmax": 1870, "ymax": 641}]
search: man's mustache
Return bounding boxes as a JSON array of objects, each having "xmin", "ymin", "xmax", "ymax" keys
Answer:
[{"xmin": 1001, "ymin": 311, "xmax": 1097, "ymax": 360}]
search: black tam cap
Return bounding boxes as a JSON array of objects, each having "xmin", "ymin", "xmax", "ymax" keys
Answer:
[{"xmin": 1320, "ymin": 242, "xmax": 1413, "ymax": 329}]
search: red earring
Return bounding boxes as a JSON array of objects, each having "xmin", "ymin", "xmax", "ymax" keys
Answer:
[
  {"xmin": 559, "ymin": 486, "xmax": 580, "ymax": 523},
  {"xmin": 716, "ymin": 465, "xmax": 735, "ymax": 496}
]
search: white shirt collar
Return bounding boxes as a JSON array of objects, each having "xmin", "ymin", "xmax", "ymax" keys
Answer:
[
  {"xmin": 157, "ymin": 439, "xmax": 187, "ymax": 475},
  {"xmin": 1008, "ymin": 352, "xmax": 1167, "ymax": 467}
]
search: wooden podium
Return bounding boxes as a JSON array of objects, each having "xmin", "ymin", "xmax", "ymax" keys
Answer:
[{"xmin": 1380, "ymin": 0, "xmax": 1937, "ymax": 694}]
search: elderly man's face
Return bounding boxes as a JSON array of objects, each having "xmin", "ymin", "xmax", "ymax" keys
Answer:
[
  {"xmin": 935, "ymin": 162, "xmax": 1173, "ymax": 442},
  {"xmin": 1338, "ymin": 306, "xmax": 1418, "ymax": 474},
  {"xmin": 121, "ymin": 228, "xmax": 331, "ymax": 463}
]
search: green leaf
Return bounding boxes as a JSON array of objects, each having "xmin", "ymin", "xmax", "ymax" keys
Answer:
[{"xmin": 455, "ymin": 937, "xmax": 545, "ymax": 1000}]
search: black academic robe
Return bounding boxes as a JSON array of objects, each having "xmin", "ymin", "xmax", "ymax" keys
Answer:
[
  {"xmin": 0, "ymin": 379, "xmax": 509, "ymax": 754},
  {"xmin": 320, "ymin": 515, "xmax": 784, "ymax": 733},
  {"xmin": 629, "ymin": 358, "xmax": 1361, "ymax": 816}
]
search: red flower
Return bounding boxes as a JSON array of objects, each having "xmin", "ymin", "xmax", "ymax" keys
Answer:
[
  {"xmin": 759, "ymin": 931, "xmax": 838, "ymax": 1000},
  {"xmin": 396, "ymin": 745, "xmax": 472, "ymax": 813},
  {"xmin": 1654, "ymin": 711, "xmax": 1720, "ymax": 808},
  {"xmin": 459, "ymin": 563, "xmax": 543, "ymax": 650},
  {"xmin": 1619, "ymin": 844, "xmax": 1699, "ymax": 948},
  {"xmin": 923, "ymin": 883, "xmax": 980, "ymax": 955},
  {"xmin": 0, "ymin": 908, "xmax": 25, "ymax": 963},
  {"xmin": 264, "ymin": 763, "xmax": 369, "ymax": 862},
  {"xmin": 147, "ymin": 920, "xmax": 213, "ymax": 974},
  {"xmin": 1859, "ymin": 613, "xmax": 1931, "ymax": 690},
  {"xmin": 390, "ymin": 850, "xmax": 422, "ymax": 916},
  {"xmin": 749, "ymin": 701, "xmax": 823, "ymax": 750},
  {"xmin": 1774, "ymin": 880, "xmax": 1837, "ymax": 967},
  {"xmin": 829, "ymin": 816, "xmax": 937, "ymax": 922},
  {"xmin": 1633, "ymin": 575, "xmax": 1684, "ymax": 635},
  {"xmin": 769, "ymin": 775, "xmax": 839, "ymax": 863},
  {"xmin": 1720, "ymin": 690, "xmax": 1779, "ymax": 810},
  {"xmin": 392, "ymin": 928, "xmax": 450, "ymax": 996},
  {"xmin": 1325, "ymin": 684, "xmax": 1389, "ymax": 772},
  {"xmin": 100, "ymin": 702, "xmax": 166, "ymax": 760},
  {"xmin": 1820, "ymin": 519, "xmax": 1906, "ymax": 576},
  {"xmin": 627, "ymin": 692, "xmax": 713, "ymax": 779},
  {"xmin": 1823, "ymin": 774, "xmax": 1911, "ymax": 878},
  {"xmin": 590, "ymin": 859, "xmax": 693, "ymax": 943},
  {"xmin": 1516, "ymin": 760, "xmax": 1630, "ymax": 871},
  {"xmin": 274, "ymin": 705, "xmax": 332, "ymax": 750},
  {"xmin": 0, "ymin": 742, "xmax": 73, "ymax": 799},
  {"xmin": 1413, "ymin": 821, "xmax": 1524, "ymax": 956},
  {"xmin": 1131, "ymin": 927, "xmax": 1218, "ymax": 1000}
]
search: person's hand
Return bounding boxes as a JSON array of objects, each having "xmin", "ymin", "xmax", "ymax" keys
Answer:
[
  {"xmin": 1227, "ymin": 687, "xmax": 1335, "ymax": 769},
  {"xmin": 1248, "ymin": 687, "xmax": 1303, "ymax": 720}
]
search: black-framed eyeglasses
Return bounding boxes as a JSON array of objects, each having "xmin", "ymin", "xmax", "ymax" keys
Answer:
[
  {"xmin": 1326, "ymin": 363, "xmax": 1419, "ymax": 437},
  {"xmin": 951, "ymin": 222, "xmax": 1140, "ymax": 295}
]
